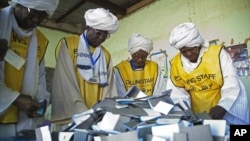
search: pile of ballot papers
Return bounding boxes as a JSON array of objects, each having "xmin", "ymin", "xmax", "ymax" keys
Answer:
[{"xmin": 37, "ymin": 86, "xmax": 230, "ymax": 141}]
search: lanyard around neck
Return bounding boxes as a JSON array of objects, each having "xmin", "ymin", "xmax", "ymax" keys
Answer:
[{"xmin": 82, "ymin": 34, "xmax": 101, "ymax": 69}]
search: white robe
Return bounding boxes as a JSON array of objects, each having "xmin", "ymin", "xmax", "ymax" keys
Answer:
[
  {"xmin": 167, "ymin": 47, "xmax": 250, "ymax": 125},
  {"xmin": 51, "ymin": 38, "xmax": 117, "ymax": 125},
  {"xmin": 0, "ymin": 6, "xmax": 50, "ymax": 138}
]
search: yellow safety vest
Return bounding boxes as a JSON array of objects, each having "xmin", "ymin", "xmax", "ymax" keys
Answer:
[
  {"xmin": 114, "ymin": 60, "xmax": 158, "ymax": 96},
  {"xmin": 56, "ymin": 35, "xmax": 111, "ymax": 108},
  {"xmin": 170, "ymin": 45, "xmax": 223, "ymax": 113},
  {"xmin": 0, "ymin": 29, "xmax": 48, "ymax": 123}
]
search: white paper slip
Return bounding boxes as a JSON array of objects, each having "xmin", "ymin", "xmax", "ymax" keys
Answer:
[
  {"xmin": 125, "ymin": 85, "xmax": 147, "ymax": 98},
  {"xmin": 156, "ymin": 118, "xmax": 180, "ymax": 125},
  {"xmin": 203, "ymin": 119, "xmax": 226, "ymax": 136},
  {"xmin": 35, "ymin": 125, "xmax": 52, "ymax": 141},
  {"xmin": 59, "ymin": 132, "xmax": 74, "ymax": 141},
  {"xmin": 140, "ymin": 108, "xmax": 161, "ymax": 121},
  {"xmin": 153, "ymin": 101, "xmax": 174, "ymax": 115},
  {"xmin": 99, "ymin": 112, "xmax": 120, "ymax": 131},
  {"xmin": 116, "ymin": 104, "xmax": 129, "ymax": 109},
  {"xmin": 4, "ymin": 49, "xmax": 25, "ymax": 70},
  {"xmin": 152, "ymin": 123, "xmax": 181, "ymax": 140},
  {"xmin": 94, "ymin": 130, "xmax": 138, "ymax": 141},
  {"xmin": 136, "ymin": 91, "xmax": 148, "ymax": 98},
  {"xmin": 71, "ymin": 109, "xmax": 94, "ymax": 124}
]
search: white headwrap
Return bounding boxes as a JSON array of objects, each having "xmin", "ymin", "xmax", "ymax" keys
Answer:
[
  {"xmin": 10, "ymin": 0, "xmax": 59, "ymax": 17},
  {"xmin": 128, "ymin": 33, "xmax": 153, "ymax": 55},
  {"xmin": 169, "ymin": 22, "xmax": 206, "ymax": 49},
  {"xmin": 84, "ymin": 8, "xmax": 119, "ymax": 34}
]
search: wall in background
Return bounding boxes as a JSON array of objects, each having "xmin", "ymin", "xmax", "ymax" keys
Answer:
[
  {"xmin": 41, "ymin": 0, "xmax": 250, "ymax": 68},
  {"xmin": 102, "ymin": 0, "xmax": 250, "ymax": 65},
  {"xmin": 38, "ymin": 27, "xmax": 72, "ymax": 68},
  {"xmin": 40, "ymin": 0, "xmax": 250, "ymax": 119}
]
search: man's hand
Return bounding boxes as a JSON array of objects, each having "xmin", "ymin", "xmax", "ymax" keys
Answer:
[
  {"xmin": 209, "ymin": 105, "xmax": 227, "ymax": 119},
  {"xmin": 13, "ymin": 94, "xmax": 41, "ymax": 118}
]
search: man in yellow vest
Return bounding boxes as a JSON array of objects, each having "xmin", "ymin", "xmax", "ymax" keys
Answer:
[
  {"xmin": 167, "ymin": 22, "xmax": 249, "ymax": 124},
  {"xmin": 0, "ymin": 0, "xmax": 59, "ymax": 138},
  {"xmin": 114, "ymin": 33, "xmax": 166, "ymax": 97},
  {"xmin": 51, "ymin": 8, "xmax": 119, "ymax": 129}
]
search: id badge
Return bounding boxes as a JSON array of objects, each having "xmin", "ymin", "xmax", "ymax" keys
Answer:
[
  {"xmin": 36, "ymin": 99, "xmax": 47, "ymax": 116},
  {"xmin": 4, "ymin": 49, "xmax": 25, "ymax": 70},
  {"xmin": 89, "ymin": 73, "xmax": 98, "ymax": 82}
]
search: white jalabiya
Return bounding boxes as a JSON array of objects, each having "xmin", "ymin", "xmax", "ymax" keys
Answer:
[
  {"xmin": 51, "ymin": 37, "xmax": 117, "ymax": 127},
  {"xmin": 114, "ymin": 33, "xmax": 166, "ymax": 97},
  {"xmin": 168, "ymin": 22, "xmax": 249, "ymax": 124},
  {"xmin": 167, "ymin": 47, "xmax": 250, "ymax": 124},
  {"xmin": 0, "ymin": 6, "xmax": 50, "ymax": 138},
  {"xmin": 76, "ymin": 33, "xmax": 108, "ymax": 85}
]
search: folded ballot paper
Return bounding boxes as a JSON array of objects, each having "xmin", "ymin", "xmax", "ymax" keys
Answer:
[
  {"xmin": 54, "ymin": 87, "xmax": 228, "ymax": 141},
  {"xmin": 180, "ymin": 124, "xmax": 214, "ymax": 141},
  {"xmin": 124, "ymin": 85, "xmax": 148, "ymax": 99},
  {"xmin": 99, "ymin": 111, "xmax": 131, "ymax": 133},
  {"xmin": 35, "ymin": 126, "xmax": 52, "ymax": 141},
  {"xmin": 94, "ymin": 130, "xmax": 139, "ymax": 141},
  {"xmin": 151, "ymin": 122, "xmax": 183, "ymax": 140}
]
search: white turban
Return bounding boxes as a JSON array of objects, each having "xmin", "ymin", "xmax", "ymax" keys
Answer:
[
  {"xmin": 169, "ymin": 22, "xmax": 205, "ymax": 49},
  {"xmin": 128, "ymin": 33, "xmax": 153, "ymax": 55},
  {"xmin": 10, "ymin": 0, "xmax": 59, "ymax": 17},
  {"xmin": 84, "ymin": 8, "xmax": 119, "ymax": 34}
]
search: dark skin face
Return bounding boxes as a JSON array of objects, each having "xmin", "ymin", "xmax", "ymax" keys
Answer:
[
  {"xmin": 179, "ymin": 46, "xmax": 201, "ymax": 63},
  {"xmin": 131, "ymin": 49, "xmax": 149, "ymax": 68},
  {"xmin": 85, "ymin": 26, "xmax": 110, "ymax": 47},
  {"xmin": 13, "ymin": 4, "xmax": 49, "ymax": 30}
]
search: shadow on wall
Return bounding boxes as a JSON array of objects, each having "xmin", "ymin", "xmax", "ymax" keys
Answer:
[
  {"xmin": 45, "ymin": 67, "xmax": 55, "ymax": 120},
  {"xmin": 45, "ymin": 67, "xmax": 55, "ymax": 94}
]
